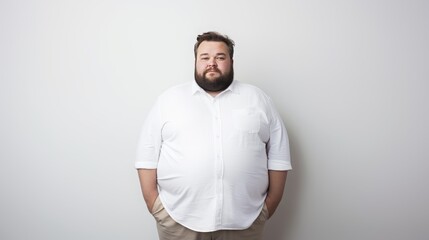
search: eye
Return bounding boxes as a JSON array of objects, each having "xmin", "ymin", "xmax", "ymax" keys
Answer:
[
  {"xmin": 200, "ymin": 57, "xmax": 209, "ymax": 61},
  {"xmin": 216, "ymin": 56, "xmax": 226, "ymax": 60}
]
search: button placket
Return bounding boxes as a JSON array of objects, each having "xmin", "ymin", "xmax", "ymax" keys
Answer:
[{"xmin": 212, "ymin": 99, "xmax": 224, "ymax": 226}]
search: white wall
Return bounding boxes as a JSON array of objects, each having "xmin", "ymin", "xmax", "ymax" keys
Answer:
[{"xmin": 1, "ymin": 0, "xmax": 428, "ymax": 239}]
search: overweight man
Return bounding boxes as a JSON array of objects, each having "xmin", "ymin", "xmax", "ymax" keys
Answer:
[{"xmin": 136, "ymin": 31, "xmax": 292, "ymax": 240}]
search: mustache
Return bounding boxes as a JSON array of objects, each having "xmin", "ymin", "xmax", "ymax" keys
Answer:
[{"xmin": 204, "ymin": 68, "xmax": 221, "ymax": 74}]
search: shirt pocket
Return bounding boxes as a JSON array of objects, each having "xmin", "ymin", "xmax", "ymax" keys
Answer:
[{"xmin": 232, "ymin": 107, "xmax": 261, "ymax": 133}]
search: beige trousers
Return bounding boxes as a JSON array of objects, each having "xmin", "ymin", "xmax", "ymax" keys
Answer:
[{"xmin": 151, "ymin": 196, "xmax": 269, "ymax": 240}]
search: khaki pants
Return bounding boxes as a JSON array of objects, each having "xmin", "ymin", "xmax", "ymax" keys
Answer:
[{"xmin": 151, "ymin": 197, "xmax": 269, "ymax": 240}]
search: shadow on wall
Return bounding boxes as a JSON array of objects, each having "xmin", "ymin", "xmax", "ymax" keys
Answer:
[{"xmin": 263, "ymin": 126, "xmax": 303, "ymax": 240}]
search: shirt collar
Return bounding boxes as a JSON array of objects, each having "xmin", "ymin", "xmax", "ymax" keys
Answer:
[{"xmin": 191, "ymin": 80, "xmax": 240, "ymax": 96}]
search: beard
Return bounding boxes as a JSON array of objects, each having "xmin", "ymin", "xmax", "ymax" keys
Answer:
[{"xmin": 194, "ymin": 66, "xmax": 234, "ymax": 93}]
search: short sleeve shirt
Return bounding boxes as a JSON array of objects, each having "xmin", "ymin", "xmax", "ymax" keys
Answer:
[{"xmin": 136, "ymin": 80, "xmax": 291, "ymax": 232}]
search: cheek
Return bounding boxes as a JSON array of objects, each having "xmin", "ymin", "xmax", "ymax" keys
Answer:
[
  {"xmin": 196, "ymin": 61, "xmax": 207, "ymax": 69},
  {"xmin": 195, "ymin": 63, "xmax": 205, "ymax": 73},
  {"xmin": 218, "ymin": 63, "xmax": 231, "ymax": 72}
]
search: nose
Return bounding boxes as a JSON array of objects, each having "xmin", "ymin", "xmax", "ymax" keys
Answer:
[{"xmin": 207, "ymin": 58, "xmax": 217, "ymax": 68}]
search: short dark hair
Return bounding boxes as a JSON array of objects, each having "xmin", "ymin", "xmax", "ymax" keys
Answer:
[{"xmin": 194, "ymin": 31, "xmax": 235, "ymax": 59}]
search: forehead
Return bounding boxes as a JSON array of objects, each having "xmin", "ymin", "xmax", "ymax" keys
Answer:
[{"xmin": 197, "ymin": 41, "xmax": 229, "ymax": 56}]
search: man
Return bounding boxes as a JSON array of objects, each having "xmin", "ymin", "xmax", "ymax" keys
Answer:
[{"xmin": 136, "ymin": 31, "xmax": 292, "ymax": 240}]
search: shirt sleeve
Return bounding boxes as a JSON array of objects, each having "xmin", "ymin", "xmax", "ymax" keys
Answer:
[
  {"xmin": 266, "ymin": 98, "xmax": 292, "ymax": 171},
  {"xmin": 135, "ymin": 99, "xmax": 163, "ymax": 169}
]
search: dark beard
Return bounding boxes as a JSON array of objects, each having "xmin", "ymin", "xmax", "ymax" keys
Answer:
[{"xmin": 194, "ymin": 66, "xmax": 234, "ymax": 93}]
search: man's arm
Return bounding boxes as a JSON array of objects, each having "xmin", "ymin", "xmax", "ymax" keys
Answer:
[
  {"xmin": 265, "ymin": 170, "xmax": 288, "ymax": 218},
  {"xmin": 138, "ymin": 169, "xmax": 159, "ymax": 213}
]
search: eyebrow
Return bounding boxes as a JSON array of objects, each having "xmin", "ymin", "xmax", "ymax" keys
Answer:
[{"xmin": 199, "ymin": 53, "xmax": 227, "ymax": 57}]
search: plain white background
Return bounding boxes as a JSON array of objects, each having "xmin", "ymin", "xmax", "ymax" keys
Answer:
[{"xmin": 1, "ymin": 0, "xmax": 428, "ymax": 239}]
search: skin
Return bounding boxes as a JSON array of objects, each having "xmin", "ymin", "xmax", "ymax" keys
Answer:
[
  {"xmin": 265, "ymin": 170, "xmax": 288, "ymax": 218},
  {"xmin": 138, "ymin": 40, "xmax": 288, "ymax": 219},
  {"xmin": 138, "ymin": 169, "xmax": 158, "ymax": 213}
]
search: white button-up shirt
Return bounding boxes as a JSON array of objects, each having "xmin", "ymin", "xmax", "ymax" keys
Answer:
[{"xmin": 136, "ymin": 80, "xmax": 291, "ymax": 232}]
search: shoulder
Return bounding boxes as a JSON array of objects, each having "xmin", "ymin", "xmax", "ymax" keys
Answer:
[
  {"xmin": 157, "ymin": 82, "xmax": 193, "ymax": 100},
  {"xmin": 234, "ymin": 81, "xmax": 281, "ymax": 119},
  {"xmin": 234, "ymin": 81, "xmax": 272, "ymax": 102}
]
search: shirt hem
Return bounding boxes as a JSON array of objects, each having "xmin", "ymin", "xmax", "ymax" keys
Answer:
[
  {"xmin": 267, "ymin": 160, "xmax": 292, "ymax": 171},
  {"xmin": 159, "ymin": 194, "xmax": 264, "ymax": 232},
  {"xmin": 135, "ymin": 162, "xmax": 157, "ymax": 169}
]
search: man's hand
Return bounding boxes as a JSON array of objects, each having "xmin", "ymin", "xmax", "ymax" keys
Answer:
[
  {"xmin": 138, "ymin": 169, "xmax": 159, "ymax": 213},
  {"xmin": 265, "ymin": 170, "xmax": 288, "ymax": 218}
]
